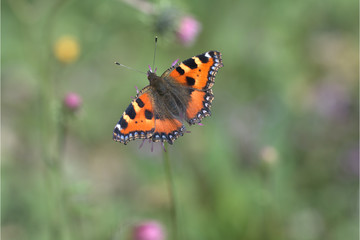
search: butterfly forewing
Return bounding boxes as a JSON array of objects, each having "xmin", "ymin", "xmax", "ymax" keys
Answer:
[
  {"xmin": 113, "ymin": 87, "xmax": 155, "ymax": 144},
  {"xmin": 163, "ymin": 51, "xmax": 223, "ymax": 91}
]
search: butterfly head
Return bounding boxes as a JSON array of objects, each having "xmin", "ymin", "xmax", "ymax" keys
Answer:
[
  {"xmin": 147, "ymin": 70, "xmax": 159, "ymax": 83},
  {"xmin": 147, "ymin": 70, "xmax": 167, "ymax": 94}
]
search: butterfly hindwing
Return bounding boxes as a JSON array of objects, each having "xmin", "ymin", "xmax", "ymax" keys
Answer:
[
  {"xmin": 163, "ymin": 51, "xmax": 223, "ymax": 91},
  {"xmin": 113, "ymin": 87, "xmax": 155, "ymax": 144},
  {"xmin": 152, "ymin": 118, "xmax": 185, "ymax": 144},
  {"xmin": 186, "ymin": 89, "xmax": 214, "ymax": 125}
]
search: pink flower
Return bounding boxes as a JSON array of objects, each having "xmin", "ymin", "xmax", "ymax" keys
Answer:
[
  {"xmin": 133, "ymin": 221, "xmax": 166, "ymax": 240},
  {"xmin": 176, "ymin": 16, "xmax": 202, "ymax": 46},
  {"xmin": 64, "ymin": 92, "xmax": 82, "ymax": 111}
]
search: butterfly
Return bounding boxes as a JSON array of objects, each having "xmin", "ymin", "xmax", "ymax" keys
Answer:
[{"xmin": 113, "ymin": 51, "xmax": 223, "ymax": 145}]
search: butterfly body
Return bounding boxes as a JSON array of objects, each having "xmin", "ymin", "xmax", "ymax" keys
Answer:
[
  {"xmin": 148, "ymin": 71, "xmax": 190, "ymax": 119},
  {"xmin": 113, "ymin": 51, "xmax": 223, "ymax": 145}
]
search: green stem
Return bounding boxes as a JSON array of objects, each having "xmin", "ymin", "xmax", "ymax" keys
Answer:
[
  {"xmin": 45, "ymin": 108, "xmax": 71, "ymax": 240},
  {"xmin": 163, "ymin": 143, "xmax": 178, "ymax": 240}
]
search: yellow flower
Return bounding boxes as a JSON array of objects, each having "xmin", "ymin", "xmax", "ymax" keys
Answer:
[{"xmin": 54, "ymin": 36, "xmax": 80, "ymax": 63}]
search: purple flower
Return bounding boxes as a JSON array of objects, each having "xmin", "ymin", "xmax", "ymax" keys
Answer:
[
  {"xmin": 312, "ymin": 80, "xmax": 351, "ymax": 121},
  {"xmin": 176, "ymin": 16, "xmax": 202, "ymax": 46},
  {"xmin": 64, "ymin": 92, "xmax": 82, "ymax": 111},
  {"xmin": 133, "ymin": 221, "xmax": 166, "ymax": 240}
]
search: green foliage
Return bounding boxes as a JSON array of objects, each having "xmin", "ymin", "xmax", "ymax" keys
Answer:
[{"xmin": 2, "ymin": 0, "xmax": 358, "ymax": 239}]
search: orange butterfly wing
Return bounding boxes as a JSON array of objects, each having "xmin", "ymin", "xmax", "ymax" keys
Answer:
[
  {"xmin": 113, "ymin": 87, "xmax": 155, "ymax": 144},
  {"xmin": 113, "ymin": 86, "xmax": 185, "ymax": 145},
  {"xmin": 163, "ymin": 51, "xmax": 223, "ymax": 125},
  {"xmin": 186, "ymin": 89, "xmax": 214, "ymax": 125},
  {"xmin": 163, "ymin": 51, "xmax": 223, "ymax": 90},
  {"xmin": 152, "ymin": 118, "xmax": 185, "ymax": 144}
]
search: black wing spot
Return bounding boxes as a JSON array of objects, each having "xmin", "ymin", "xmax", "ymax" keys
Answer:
[
  {"xmin": 197, "ymin": 54, "xmax": 209, "ymax": 63},
  {"xmin": 176, "ymin": 66, "xmax": 185, "ymax": 75},
  {"xmin": 114, "ymin": 127, "xmax": 120, "ymax": 135},
  {"xmin": 125, "ymin": 104, "xmax": 136, "ymax": 119},
  {"xmin": 136, "ymin": 98, "xmax": 145, "ymax": 108},
  {"xmin": 183, "ymin": 58, "xmax": 198, "ymax": 69},
  {"xmin": 119, "ymin": 117, "xmax": 128, "ymax": 129},
  {"xmin": 145, "ymin": 109, "xmax": 153, "ymax": 120},
  {"xmin": 186, "ymin": 76, "xmax": 195, "ymax": 86}
]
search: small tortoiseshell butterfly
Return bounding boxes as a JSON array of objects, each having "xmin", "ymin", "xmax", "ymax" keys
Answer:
[{"xmin": 113, "ymin": 51, "xmax": 223, "ymax": 145}]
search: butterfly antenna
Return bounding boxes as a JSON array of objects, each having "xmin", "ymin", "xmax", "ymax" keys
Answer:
[
  {"xmin": 152, "ymin": 36, "xmax": 158, "ymax": 72},
  {"xmin": 114, "ymin": 62, "xmax": 147, "ymax": 75}
]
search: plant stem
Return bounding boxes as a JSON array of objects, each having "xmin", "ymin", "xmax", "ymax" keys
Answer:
[{"xmin": 163, "ymin": 143, "xmax": 178, "ymax": 240}]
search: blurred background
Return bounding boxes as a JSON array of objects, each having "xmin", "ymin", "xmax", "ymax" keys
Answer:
[{"xmin": 2, "ymin": 0, "xmax": 358, "ymax": 239}]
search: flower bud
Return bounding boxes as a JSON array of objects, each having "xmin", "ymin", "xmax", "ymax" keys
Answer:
[
  {"xmin": 133, "ymin": 221, "xmax": 166, "ymax": 240},
  {"xmin": 64, "ymin": 92, "xmax": 82, "ymax": 111}
]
